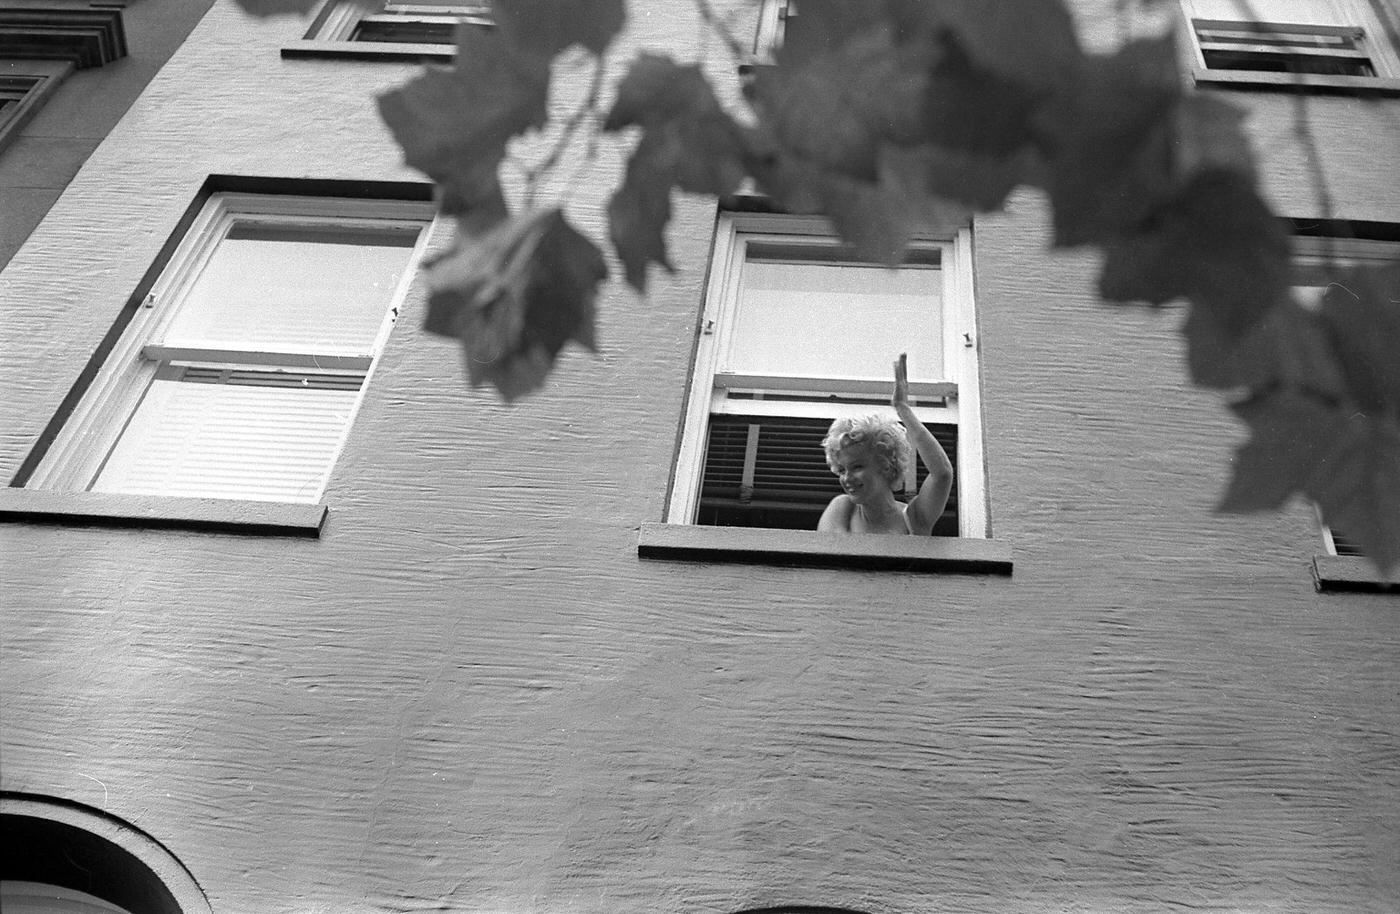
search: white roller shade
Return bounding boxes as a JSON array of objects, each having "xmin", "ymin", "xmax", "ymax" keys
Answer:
[
  {"xmin": 91, "ymin": 371, "xmax": 362, "ymax": 503},
  {"xmin": 159, "ymin": 222, "xmax": 418, "ymax": 357}
]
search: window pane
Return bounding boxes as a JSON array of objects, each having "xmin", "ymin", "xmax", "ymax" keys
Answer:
[
  {"xmin": 91, "ymin": 376, "xmax": 361, "ymax": 503},
  {"xmin": 158, "ymin": 221, "xmax": 419, "ymax": 356},
  {"xmin": 725, "ymin": 245, "xmax": 944, "ymax": 381}
]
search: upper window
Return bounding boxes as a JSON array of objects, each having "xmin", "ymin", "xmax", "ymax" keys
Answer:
[
  {"xmin": 665, "ymin": 212, "xmax": 987, "ymax": 539},
  {"xmin": 1183, "ymin": 0, "xmax": 1400, "ymax": 88},
  {"xmin": 299, "ymin": 0, "xmax": 490, "ymax": 53},
  {"xmin": 0, "ymin": 60, "xmax": 75, "ymax": 154},
  {"xmin": 1293, "ymin": 230, "xmax": 1399, "ymax": 590},
  {"xmin": 20, "ymin": 191, "xmax": 432, "ymax": 506}
]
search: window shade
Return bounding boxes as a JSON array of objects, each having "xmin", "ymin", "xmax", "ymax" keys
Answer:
[
  {"xmin": 159, "ymin": 223, "xmax": 419, "ymax": 356},
  {"xmin": 91, "ymin": 371, "xmax": 363, "ymax": 503},
  {"xmin": 697, "ymin": 414, "xmax": 959, "ymax": 533}
]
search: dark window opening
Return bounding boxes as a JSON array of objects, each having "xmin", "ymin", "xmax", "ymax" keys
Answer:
[
  {"xmin": 696, "ymin": 414, "xmax": 959, "ymax": 535},
  {"xmin": 351, "ymin": 18, "xmax": 456, "ymax": 43}
]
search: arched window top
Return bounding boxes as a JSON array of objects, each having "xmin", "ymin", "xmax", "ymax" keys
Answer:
[{"xmin": 0, "ymin": 794, "xmax": 211, "ymax": 914}]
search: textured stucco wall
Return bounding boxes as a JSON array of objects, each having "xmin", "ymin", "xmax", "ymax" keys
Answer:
[{"xmin": 2, "ymin": 3, "xmax": 1399, "ymax": 913}]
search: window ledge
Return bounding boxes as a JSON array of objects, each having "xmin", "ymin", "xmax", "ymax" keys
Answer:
[
  {"xmin": 638, "ymin": 523, "xmax": 1012, "ymax": 575},
  {"xmin": 1313, "ymin": 555, "xmax": 1400, "ymax": 593},
  {"xmin": 281, "ymin": 40, "xmax": 453, "ymax": 62},
  {"xmin": 0, "ymin": 489, "xmax": 326, "ymax": 536},
  {"xmin": 1192, "ymin": 69, "xmax": 1400, "ymax": 95}
]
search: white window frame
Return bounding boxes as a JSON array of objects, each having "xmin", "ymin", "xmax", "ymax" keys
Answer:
[
  {"xmin": 1181, "ymin": 0, "xmax": 1400, "ymax": 82},
  {"xmin": 754, "ymin": 0, "xmax": 792, "ymax": 61},
  {"xmin": 25, "ymin": 192, "xmax": 434, "ymax": 500},
  {"xmin": 666, "ymin": 212, "xmax": 988, "ymax": 538},
  {"xmin": 307, "ymin": 0, "xmax": 491, "ymax": 44}
]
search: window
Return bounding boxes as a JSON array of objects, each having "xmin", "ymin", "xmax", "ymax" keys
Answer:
[
  {"xmin": 638, "ymin": 211, "xmax": 1005, "ymax": 572},
  {"xmin": 289, "ymin": 0, "xmax": 490, "ymax": 58},
  {"xmin": 0, "ymin": 60, "xmax": 75, "ymax": 153},
  {"xmin": 18, "ymin": 191, "xmax": 432, "ymax": 512},
  {"xmin": 1183, "ymin": 0, "xmax": 1400, "ymax": 89},
  {"xmin": 1293, "ymin": 230, "xmax": 1400, "ymax": 591}
]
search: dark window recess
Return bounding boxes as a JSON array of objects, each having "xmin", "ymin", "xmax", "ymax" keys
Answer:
[
  {"xmin": 1332, "ymin": 529, "xmax": 1366, "ymax": 556},
  {"xmin": 697, "ymin": 414, "xmax": 959, "ymax": 535},
  {"xmin": 351, "ymin": 18, "xmax": 455, "ymax": 43},
  {"xmin": 1195, "ymin": 21, "xmax": 1377, "ymax": 76}
]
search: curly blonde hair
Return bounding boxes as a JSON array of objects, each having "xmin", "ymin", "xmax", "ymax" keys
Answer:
[{"xmin": 821, "ymin": 414, "xmax": 911, "ymax": 487}]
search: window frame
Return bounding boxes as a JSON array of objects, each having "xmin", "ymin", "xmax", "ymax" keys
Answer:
[
  {"xmin": 9, "ymin": 191, "xmax": 434, "ymax": 524},
  {"xmin": 0, "ymin": 59, "xmax": 73, "ymax": 153},
  {"xmin": 641, "ymin": 210, "xmax": 1008, "ymax": 575},
  {"xmin": 285, "ymin": 0, "xmax": 491, "ymax": 62},
  {"xmin": 1292, "ymin": 232, "xmax": 1400, "ymax": 592},
  {"xmin": 1181, "ymin": 0, "xmax": 1400, "ymax": 93}
]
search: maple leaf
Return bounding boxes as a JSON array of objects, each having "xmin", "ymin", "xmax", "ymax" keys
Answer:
[
  {"xmin": 1315, "ymin": 263, "xmax": 1400, "ymax": 414},
  {"xmin": 1192, "ymin": 299, "xmax": 1347, "ymax": 395},
  {"xmin": 1036, "ymin": 34, "xmax": 1181, "ymax": 247},
  {"xmin": 1221, "ymin": 392, "xmax": 1400, "ymax": 573},
  {"xmin": 607, "ymin": 143, "xmax": 675, "ymax": 292},
  {"xmin": 881, "ymin": 143, "xmax": 1031, "ymax": 212},
  {"xmin": 776, "ymin": 0, "xmax": 888, "ymax": 65},
  {"xmin": 750, "ymin": 22, "xmax": 937, "ymax": 180},
  {"xmin": 888, "ymin": 0, "xmax": 1082, "ymax": 93},
  {"xmin": 1099, "ymin": 169, "xmax": 1291, "ymax": 386},
  {"xmin": 423, "ymin": 209, "xmax": 606, "ymax": 401},
  {"xmin": 493, "ymin": 0, "xmax": 625, "ymax": 57},
  {"xmin": 603, "ymin": 55, "xmax": 749, "ymax": 289},
  {"xmin": 748, "ymin": 140, "xmax": 971, "ymax": 265},
  {"xmin": 378, "ymin": 25, "xmax": 550, "ymax": 215},
  {"xmin": 1175, "ymin": 94, "xmax": 1256, "ymax": 182}
]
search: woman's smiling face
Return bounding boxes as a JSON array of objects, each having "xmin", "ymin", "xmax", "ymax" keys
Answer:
[{"xmin": 832, "ymin": 441, "xmax": 894, "ymax": 504}]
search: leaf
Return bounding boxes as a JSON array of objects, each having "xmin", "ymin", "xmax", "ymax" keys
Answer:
[
  {"xmin": 607, "ymin": 142, "xmax": 675, "ymax": 292},
  {"xmin": 1176, "ymin": 94, "xmax": 1256, "ymax": 182},
  {"xmin": 887, "ymin": 0, "xmax": 1082, "ymax": 92},
  {"xmin": 1036, "ymin": 34, "xmax": 1181, "ymax": 247},
  {"xmin": 880, "ymin": 143, "xmax": 1031, "ymax": 212},
  {"xmin": 424, "ymin": 209, "xmax": 607, "ymax": 401},
  {"xmin": 921, "ymin": 34, "xmax": 1041, "ymax": 156},
  {"xmin": 1099, "ymin": 169, "xmax": 1291, "ymax": 386},
  {"xmin": 750, "ymin": 23, "xmax": 937, "ymax": 180},
  {"xmin": 1316, "ymin": 263, "xmax": 1400, "ymax": 415},
  {"xmin": 749, "ymin": 142, "xmax": 972, "ymax": 265},
  {"xmin": 1221, "ymin": 392, "xmax": 1400, "ymax": 573},
  {"xmin": 493, "ymin": 0, "xmax": 626, "ymax": 56},
  {"xmin": 604, "ymin": 55, "xmax": 749, "ymax": 195},
  {"xmin": 776, "ymin": 0, "xmax": 888, "ymax": 65},
  {"xmin": 602, "ymin": 55, "xmax": 749, "ymax": 289},
  {"xmin": 378, "ymin": 25, "xmax": 550, "ymax": 214},
  {"xmin": 1192, "ymin": 299, "xmax": 1347, "ymax": 395}
]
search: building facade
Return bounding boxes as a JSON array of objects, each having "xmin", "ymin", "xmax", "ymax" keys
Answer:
[{"xmin": 2, "ymin": 1, "xmax": 1398, "ymax": 912}]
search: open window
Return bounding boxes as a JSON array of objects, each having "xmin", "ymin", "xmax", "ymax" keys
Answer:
[
  {"xmin": 667, "ymin": 212, "xmax": 986, "ymax": 537},
  {"xmin": 290, "ymin": 0, "xmax": 490, "ymax": 59},
  {"xmin": 5, "ymin": 189, "xmax": 432, "ymax": 531},
  {"xmin": 642, "ymin": 211, "xmax": 1006, "ymax": 574},
  {"xmin": 1293, "ymin": 230, "xmax": 1400, "ymax": 590},
  {"xmin": 1182, "ymin": 0, "xmax": 1400, "ymax": 90}
]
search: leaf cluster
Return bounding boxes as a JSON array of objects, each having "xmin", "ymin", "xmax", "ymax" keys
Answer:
[{"xmin": 232, "ymin": 0, "xmax": 1400, "ymax": 572}]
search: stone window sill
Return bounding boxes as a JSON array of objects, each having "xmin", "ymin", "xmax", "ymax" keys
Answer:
[
  {"xmin": 637, "ymin": 523, "xmax": 1012, "ymax": 575},
  {"xmin": 280, "ymin": 40, "xmax": 452, "ymax": 63},
  {"xmin": 1313, "ymin": 555, "xmax": 1400, "ymax": 593},
  {"xmin": 0, "ymin": 489, "xmax": 326, "ymax": 536},
  {"xmin": 1193, "ymin": 69, "xmax": 1400, "ymax": 96}
]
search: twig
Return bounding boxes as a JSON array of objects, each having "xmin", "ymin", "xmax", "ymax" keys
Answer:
[{"xmin": 521, "ymin": 52, "xmax": 608, "ymax": 208}]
